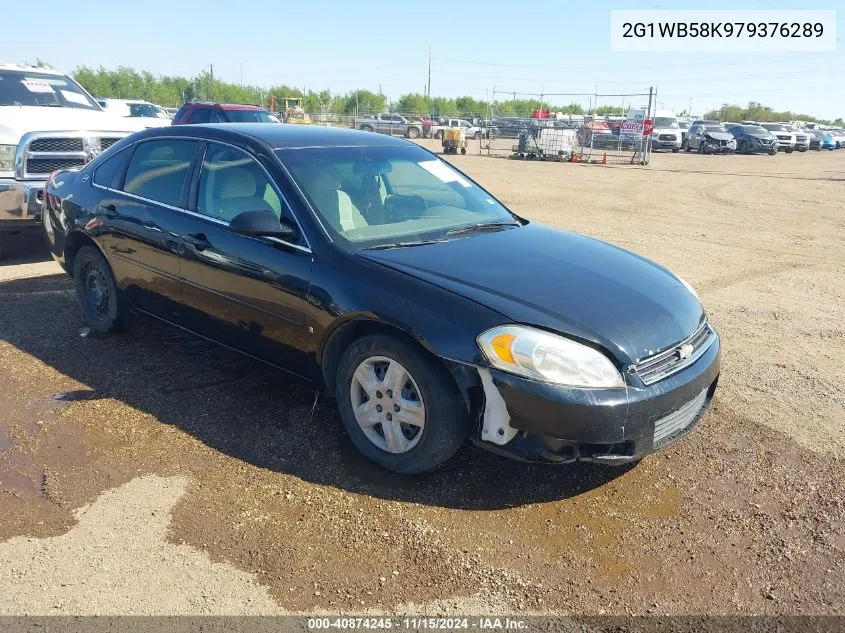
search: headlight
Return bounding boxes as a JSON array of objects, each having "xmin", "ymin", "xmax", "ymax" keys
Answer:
[
  {"xmin": 477, "ymin": 325, "xmax": 624, "ymax": 388},
  {"xmin": 0, "ymin": 144, "xmax": 16, "ymax": 174},
  {"xmin": 677, "ymin": 275, "xmax": 700, "ymax": 301}
]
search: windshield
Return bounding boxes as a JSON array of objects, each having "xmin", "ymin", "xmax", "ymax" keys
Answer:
[
  {"xmin": 704, "ymin": 126, "xmax": 725, "ymax": 133},
  {"xmin": 761, "ymin": 124, "xmax": 786, "ymax": 132},
  {"xmin": 654, "ymin": 117, "xmax": 678, "ymax": 129},
  {"xmin": 744, "ymin": 126, "xmax": 769, "ymax": 135},
  {"xmin": 128, "ymin": 103, "xmax": 168, "ymax": 118},
  {"xmin": 225, "ymin": 109, "xmax": 277, "ymax": 123},
  {"xmin": 0, "ymin": 69, "xmax": 100, "ymax": 110},
  {"xmin": 278, "ymin": 145, "xmax": 518, "ymax": 248}
]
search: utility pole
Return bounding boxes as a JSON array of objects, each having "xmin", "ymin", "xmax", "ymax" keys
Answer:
[
  {"xmin": 209, "ymin": 63, "xmax": 214, "ymax": 100},
  {"xmin": 426, "ymin": 45, "xmax": 431, "ymax": 98},
  {"xmin": 239, "ymin": 63, "xmax": 243, "ymax": 85}
]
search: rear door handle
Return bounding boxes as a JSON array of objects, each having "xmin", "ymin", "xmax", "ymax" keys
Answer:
[{"xmin": 183, "ymin": 232, "xmax": 211, "ymax": 251}]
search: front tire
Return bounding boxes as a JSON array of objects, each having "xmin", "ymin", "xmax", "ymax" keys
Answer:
[
  {"xmin": 73, "ymin": 245, "xmax": 125, "ymax": 333},
  {"xmin": 406, "ymin": 127, "xmax": 420, "ymax": 139},
  {"xmin": 335, "ymin": 334, "xmax": 468, "ymax": 474}
]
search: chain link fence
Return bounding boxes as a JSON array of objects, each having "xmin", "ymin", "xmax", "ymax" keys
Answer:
[
  {"xmin": 479, "ymin": 89, "xmax": 656, "ymax": 165},
  {"xmin": 275, "ymin": 88, "xmax": 656, "ymax": 166}
]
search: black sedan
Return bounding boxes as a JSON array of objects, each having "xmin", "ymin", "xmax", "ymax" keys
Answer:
[{"xmin": 43, "ymin": 125, "xmax": 720, "ymax": 474}]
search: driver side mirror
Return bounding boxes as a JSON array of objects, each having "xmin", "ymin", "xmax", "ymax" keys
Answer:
[{"xmin": 230, "ymin": 210, "xmax": 297, "ymax": 241}]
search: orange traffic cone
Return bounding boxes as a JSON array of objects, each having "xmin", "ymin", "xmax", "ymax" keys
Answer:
[{"xmin": 601, "ymin": 152, "xmax": 608, "ymax": 165}]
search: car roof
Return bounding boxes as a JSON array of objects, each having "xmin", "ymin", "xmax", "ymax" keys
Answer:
[
  {"xmin": 0, "ymin": 63, "xmax": 65, "ymax": 74},
  {"xmin": 137, "ymin": 123, "xmax": 415, "ymax": 149},
  {"xmin": 187, "ymin": 102, "xmax": 266, "ymax": 111}
]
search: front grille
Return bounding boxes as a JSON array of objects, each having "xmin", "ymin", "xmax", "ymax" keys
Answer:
[
  {"xmin": 776, "ymin": 134, "xmax": 791, "ymax": 141},
  {"xmin": 20, "ymin": 132, "xmax": 131, "ymax": 179},
  {"xmin": 29, "ymin": 138, "xmax": 83, "ymax": 152},
  {"xmin": 654, "ymin": 388, "xmax": 708, "ymax": 445},
  {"xmin": 633, "ymin": 321, "xmax": 715, "ymax": 386},
  {"xmin": 26, "ymin": 158, "xmax": 86, "ymax": 174},
  {"xmin": 658, "ymin": 134, "xmax": 676, "ymax": 141}
]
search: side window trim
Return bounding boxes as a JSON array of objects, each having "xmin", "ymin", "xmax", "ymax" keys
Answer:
[{"xmin": 189, "ymin": 141, "xmax": 312, "ymax": 252}]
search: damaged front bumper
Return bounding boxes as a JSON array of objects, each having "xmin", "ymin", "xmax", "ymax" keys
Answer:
[{"xmin": 468, "ymin": 332, "xmax": 721, "ymax": 464}]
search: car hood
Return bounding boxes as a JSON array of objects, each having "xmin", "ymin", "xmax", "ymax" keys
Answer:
[
  {"xmin": 0, "ymin": 106, "xmax": 140, "ymax": 144},
  {"xmin": 358, "ymin": 223, "xmax": 704, "ymax": 364},
  {"xmin": 703, "ymin": 131, "xmax": 734, "ymax": 141}
]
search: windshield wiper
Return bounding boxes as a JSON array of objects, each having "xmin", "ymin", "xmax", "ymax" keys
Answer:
[
  {"xmin": 444, "ymin": 221, "xmax": 521, "ymax": 237},
  {"xmin": 365, "ymin": 239, "xmax": 448, "ymax": 250}
]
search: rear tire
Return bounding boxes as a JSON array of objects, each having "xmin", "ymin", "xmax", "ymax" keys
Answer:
[
  {"xmin": 335, "ymin": 334, "xmax": 469, "ymax": 474},
  {"xmin": 360, "ymin": 125, "xmax": 374, "ymax": 133},
  {"xmin": 72, "ymin": 245, "xmax": 125, "ymax": 333},
  {"xmin": 672, "ymin": 148, "xmax": 680, "ymax": 153},
  {"xmin": 407, "ymin": 127, "xmax": 420, "ymax": 139}
]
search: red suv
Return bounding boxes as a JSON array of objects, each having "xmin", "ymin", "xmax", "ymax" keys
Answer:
[{"xmin": 171, "ymin": 102, "xmax": 279, "ymax": 125}]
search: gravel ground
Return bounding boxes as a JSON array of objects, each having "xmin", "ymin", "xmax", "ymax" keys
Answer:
[{"xmin": 0, "ymin": 146, "xmax": 843, "ymax": 615}]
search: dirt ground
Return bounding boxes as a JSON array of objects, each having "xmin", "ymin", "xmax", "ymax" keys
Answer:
[{"xmin": 0, "ymin": 145, "xmax": 843, "ymax": 616}]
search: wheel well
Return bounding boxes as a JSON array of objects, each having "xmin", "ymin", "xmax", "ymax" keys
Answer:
[
  {"xmin": 63, "ymin": 231, "xmax": 101, "ymax": 277},
  {"xmin": 320, "ymin": 319, "xmax": 478, "ymax": 413}
]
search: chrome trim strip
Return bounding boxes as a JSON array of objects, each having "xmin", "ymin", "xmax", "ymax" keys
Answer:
[
  {"xmin": 632, "ymin": 321, "xmax": 716, "ymax": 386},
  {"xmin": 91, "ymin": 185, "xmax": 312, "ymax": 254}
]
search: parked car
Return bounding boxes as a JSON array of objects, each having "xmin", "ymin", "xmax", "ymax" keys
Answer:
[
  {"xmin": 650, "ymin": 113, "xmax": 682, "ymax": 152},
  {"xmin": 0, "ymin": 62, "xmax": 136, "ymax": 255},
  {"xmin": 490, "ymin": 118, "xmax": 536, "ymax": 139},
  {"xmin": 686, "ymin": 123, "xmax": 737, "ymax": 154},
  {"xmin": 809, "ymin": 129, "xmax": 836, "ymax": 150},
  {"xmin": 42, "ymin": 125, "xmax": 719, "ymax": 474},
  {"xmin": 171, "ymin": 102, "xmax": 281, "ymax": 125},
  {"xmin": 759, "ymin": 124, "xmax": 796, "ymax": 153},
  {"xmin": 354, "ymin": 113, "xmax": 423, "ymax": 139},
  {"xmin": 96, "ymin": 98, "xmax": 171, "ymax": 128},
  {"xmin": 726, "ymin": 124, "xmax": 778, "ymax": 155},
  {"xmin": 828, "ymin": 129, "xmax": 845, "ymax": 149},
  {"xmin": 789, "ymin": 126, "xmax": 811, "ymax": 152}
]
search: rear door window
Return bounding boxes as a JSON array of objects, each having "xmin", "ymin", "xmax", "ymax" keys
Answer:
[
  {"xmin": 122, "ymin": 139, "xmax": 200, "ymax": 207},
  {"xmin": 92, "ymin": 147, "xmax": 130, "ymax": 188},
  {"xmin": 188, "ymin": 107, "xmax": 212, "ymax": 124}
]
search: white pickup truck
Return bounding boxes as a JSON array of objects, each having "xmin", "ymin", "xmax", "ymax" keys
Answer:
[
  {"xmin": 0, "ymin": 63, "xmax": 139, "ymax": 252},
  {"xmin": 430, "ymin": 118, "xmax": 486, "ymax": 140}
]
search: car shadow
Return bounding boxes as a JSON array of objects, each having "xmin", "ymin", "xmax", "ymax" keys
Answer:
[
  {"xmin": 0, "ymin": 231, "xmax": 52, "ymax": 265},
  {"xmin": 0, "ymin": 273, "xmax": 633, "ymax": 510}
]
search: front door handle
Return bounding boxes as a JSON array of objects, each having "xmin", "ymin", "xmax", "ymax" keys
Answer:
[
  {"xmin": 100, "ymin": 204, "xmax": 118, "ymax": 219},
  {"xmin": 183, "ymin": 232, "xmax": 211, "ymax": 251}
]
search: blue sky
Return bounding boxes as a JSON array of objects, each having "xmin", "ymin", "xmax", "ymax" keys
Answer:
[{"xmin": 4, "ymin": 0, "xmax": 843, "ymax": 118}]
